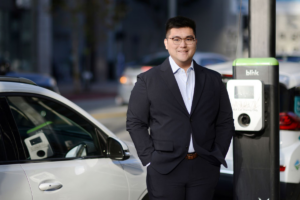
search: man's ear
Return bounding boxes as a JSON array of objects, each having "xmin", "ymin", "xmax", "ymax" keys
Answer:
[{"xmin": 164, "ymin": 39, "xmax": 168, "ymax": 50}]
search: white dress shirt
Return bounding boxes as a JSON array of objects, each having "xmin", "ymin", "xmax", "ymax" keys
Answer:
[
  {"xmin": 146, "ymin": 56, "xmax": 195, "ymax": 167},
  {"xmin": 169, "ymin": 56, "xmax": 195, "ymax": 153}
]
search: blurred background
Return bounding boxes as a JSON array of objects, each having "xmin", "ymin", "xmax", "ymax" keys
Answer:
[
  {"xmin": 1, "ymin": 1, "xmax": 300, "ymax": 199},
  {"xmin": 0, "ymin": 0, "xmax": 299, "ymax": 95}
]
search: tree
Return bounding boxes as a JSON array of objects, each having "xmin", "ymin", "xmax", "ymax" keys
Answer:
[{"xmin": 50, "ymin": 0, "xmax": 127, "ymax": 92}]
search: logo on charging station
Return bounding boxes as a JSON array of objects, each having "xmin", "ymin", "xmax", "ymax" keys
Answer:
[
  {"xmin": 295, "ymin": 160, "xmax": 300, "ymax": 170},
  {"xmin": 246, "ymin": 70, "xmax": 259, "ymax": 76}
]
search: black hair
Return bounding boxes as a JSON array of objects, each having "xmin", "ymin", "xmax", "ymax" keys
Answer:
[{"xmin": 165, "ymin": 16, "xmax": 196, "ymax": 37}]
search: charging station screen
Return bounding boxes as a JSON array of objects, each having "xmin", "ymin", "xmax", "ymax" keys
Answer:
[{"xmin": 234, "ymin": 86, "xmax": 254, "ymax": 99}]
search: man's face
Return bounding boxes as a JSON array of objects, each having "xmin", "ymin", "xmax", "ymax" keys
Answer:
[{"xmin": 164, "ymin": 27, "xmax": 197, "ymax": 67}]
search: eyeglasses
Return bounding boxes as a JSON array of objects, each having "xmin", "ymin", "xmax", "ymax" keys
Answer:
[{"xmin": 168, "ymin": 37, "xmax": 196, "ymax": 45}]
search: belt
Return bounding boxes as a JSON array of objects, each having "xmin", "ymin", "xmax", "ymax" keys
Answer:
[{"xmin": 185, "ymin": 152, "xmax": 198, "ymax": 160}]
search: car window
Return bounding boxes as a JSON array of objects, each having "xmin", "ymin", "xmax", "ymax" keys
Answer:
[
  {"xmin": 0, "ymin": 102, "xmax": 13, "ymax": 162},
  {"xmin": 6, "ymin": 96, "xmax": 106, "ymax": 161},
  {"xmin": 0, "ymin": 130, "xmax": 6, "ymax": 162},
  {"xmin": 0, "ymin": 97, "xmax": 26, "ymax": 162},
  {"xmin": 200, "ymin": 58, "xmax": 226, "ymax": 66}
]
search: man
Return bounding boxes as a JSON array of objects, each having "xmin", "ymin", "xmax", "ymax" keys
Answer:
[{"xmin": 127, "ymin": 16, "xmax": 234, "ymax": 200}]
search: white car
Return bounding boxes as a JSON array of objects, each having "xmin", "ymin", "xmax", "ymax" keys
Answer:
[
  {"xmin": 208, "ymin": 61, "xmax": 300, "ymax": 200},
  {"xmin": 0, "ymin": 77, "xmax": 147, "ymax": 200},
  {"xmin": 116, "ymin": 52, "xmax": 228, "ymax": 105}
]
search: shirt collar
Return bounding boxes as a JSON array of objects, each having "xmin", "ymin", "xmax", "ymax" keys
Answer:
[{"xmin": 169, "ymin": 56, "xmax": 194, "ymax": 74}]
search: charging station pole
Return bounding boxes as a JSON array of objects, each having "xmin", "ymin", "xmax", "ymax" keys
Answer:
[
  {"xmin": 233, "ymin": 0, "xmax": 279, "ymax": 200},
  {"xmin": 249, "ymin": 0, "xmax": 276, "ymax": 58}
]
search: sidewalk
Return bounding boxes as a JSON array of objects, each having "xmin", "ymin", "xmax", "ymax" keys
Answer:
[{"xmin": 58, "ymin": 81, "xmax": 118, "ymax": 101}]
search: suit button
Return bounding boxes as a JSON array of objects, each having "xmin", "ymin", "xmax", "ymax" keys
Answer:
[{"xmin": 190, "ymin": 119, "xmax": 192, "ymax": 122}]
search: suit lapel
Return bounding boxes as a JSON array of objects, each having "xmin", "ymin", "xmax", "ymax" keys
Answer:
[
  {"xmin": 159, "ymin": 59, "xmax": 189, "ymax": 117},
  {"xmin": 190, "ymin": 61, "xmax": 206, "ymax": 116}
]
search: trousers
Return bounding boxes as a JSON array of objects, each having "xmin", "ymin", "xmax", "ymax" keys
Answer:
[{"xmin": 146, "ymin": 155, "xmax": 220, "ymax": 200}]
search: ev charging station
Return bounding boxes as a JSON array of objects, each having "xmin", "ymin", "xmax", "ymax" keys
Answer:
[
  {"xmin": 227, "ymin": 79, "xmax": 264, "ymax": 132},
  {"xmin": 227, "ymin": 58, "xmax": 279, "ymax": 200}
]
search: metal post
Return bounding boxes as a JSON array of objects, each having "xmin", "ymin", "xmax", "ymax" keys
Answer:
[
  {"xmin": 31, "ymin": 0, "xmax": 38, "ymax": 72},
  {"xmin": 249, "ymin": 0, "xmax": 276, "ymax": 57},
  {"xmin": 249, "ymin": 0, "xmax": 279, "ymax": 199},
  {"xmin": 168, "ymin": 0, "xmax": 177, "ymax": 18},
  {"xmin": 36, "ymin": 0, "xmax": 52, "ymax": 74}
]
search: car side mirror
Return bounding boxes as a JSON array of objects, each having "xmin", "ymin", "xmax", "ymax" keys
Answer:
[
  {"xmin": 107, "ymin": 138, "xmax": 130, "ymax": 160},
  {"xmin": 65, "ymin": 143, "xmax": 87, "ymax": 158}
]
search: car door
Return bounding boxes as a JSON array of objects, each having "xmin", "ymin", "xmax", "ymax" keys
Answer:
[
  {"xmin": 0, "ymin": 97, "xmax": 32, "ymax": 200},
  {"xmin": 4, "ymin": 94, "xmax": 129, "ymax": 200}
]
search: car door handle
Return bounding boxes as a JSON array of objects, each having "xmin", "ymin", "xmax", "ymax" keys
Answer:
[{"xmin": 39, "ymin": 182, "xmax": 63, "ymax": 191}]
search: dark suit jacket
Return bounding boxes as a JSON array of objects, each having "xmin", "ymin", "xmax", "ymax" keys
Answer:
[{"xmin": 126, "ymin": 58, "xmax": 234, "ymax": 174}]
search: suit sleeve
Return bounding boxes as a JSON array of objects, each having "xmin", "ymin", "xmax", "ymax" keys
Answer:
[
  {"xmin": 214, "ymin": 75, "xmax": 235, "ymax": 159},
  {"xmin": 126, "ymin": 74, "xmax": 154, "ymax": 166}
]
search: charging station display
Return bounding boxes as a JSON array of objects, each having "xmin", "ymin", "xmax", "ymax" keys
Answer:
[
  {"xmin": 234, "ymin": 86, "xmax": 254, "ymax": 99},
  {"xmin": 227, "ymin": 79, "xmax": 264, "ymax": 131}
]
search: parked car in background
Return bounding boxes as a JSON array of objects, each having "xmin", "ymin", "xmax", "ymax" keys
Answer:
[
  {"xmin": 116, "ymin": 52, "xmax": 229, "ymax": 105},
  {"xmin": 0, "ymin": 56, "xmax": 59, "ymax": 93},
  {"xmin": 276, "ymin": 54, "xmax": 300, "ymax": 63},
  {"xmin": 6, "ymin": 71, "xmax": 59, "ymax": 93},
  {"xmin": 208, "ymin": 61, "xmax": 300, "ymax": 200},
  {"xmin": 0, "ymin": 77, "xmax": 148, "ymax": 200}
]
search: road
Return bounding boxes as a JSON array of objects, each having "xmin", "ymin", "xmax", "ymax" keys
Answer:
[
  {"xmin": 74, "ymin": 98, "xmax": 131, "ymax": 142},
  {"xmin": 74, "ymin": 97, "xmax": 233, "ymax": 200}
]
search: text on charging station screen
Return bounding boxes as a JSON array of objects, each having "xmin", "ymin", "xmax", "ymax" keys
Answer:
[{"xmin": 234, "ymin": 86, "xmax": 254, "ymax": 99}]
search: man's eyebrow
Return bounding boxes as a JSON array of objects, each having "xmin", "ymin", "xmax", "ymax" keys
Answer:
[{"xmin": 171, "ymin": 35, "xmax": 195, "ymax": 38}]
